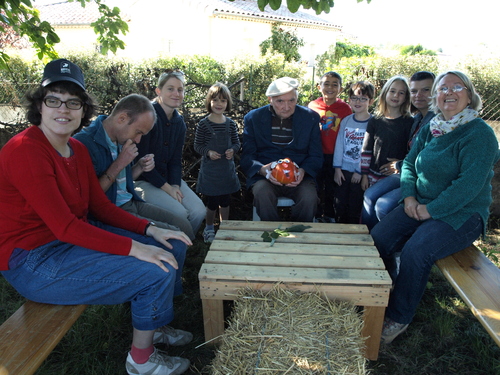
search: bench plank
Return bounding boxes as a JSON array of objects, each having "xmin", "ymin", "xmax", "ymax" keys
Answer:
[
  {"xmin": 199, "ymin": 263, "xmax": 391, "ymax": 285},
  {"xmin": 215, "ymin": 229, "xmax": 374, "ymax": 246},
  {"xmin": 435, "ymin": 245, "xmax": 500, "ymax": 347},
  {"xmin": 205, "ymin": 250, "xmax": 386, "ymax": 269},
  {"xmin": 0, "ymin": 301, "xmax": 86, "ymax": 375},
  {"xmin": 219, "ymin": 220, "xmax": 369, "ymax": 234},
  {"xmin": 210, "ymin": 240, "xmax": 379, "ymax": 257},
  {"xmin": 200, "ymin": 280, "xmax": 390, "ymax": 306}
]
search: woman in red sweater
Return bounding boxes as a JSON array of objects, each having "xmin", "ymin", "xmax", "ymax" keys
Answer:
[{"xmin": 0, "ymin": 59, "xmax": 192, "ymax": 375}]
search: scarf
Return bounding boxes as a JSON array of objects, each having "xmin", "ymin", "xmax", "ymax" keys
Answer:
[{"xmin": 429, "ymin": 108, "xmax": 479, "ymax": 137}]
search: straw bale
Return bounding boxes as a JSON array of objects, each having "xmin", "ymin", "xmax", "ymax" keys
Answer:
[{"xmin": 209, "ymin": 284, "xmax": 367, "ymax": 375}]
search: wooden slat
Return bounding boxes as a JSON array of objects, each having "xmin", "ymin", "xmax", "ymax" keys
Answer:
[
  {"xmin": 204, "ymin": 250, "xmax": 386, "ymax": 270},
  {"xmin": 215, "ymin": 229, "xmax": 374, "ymax": 246},
  {"xmin": 436, "ymin": 246, "xmax": 500, "ymax": 347},
  {"xmin": 210, "ymin": 240, "xmax": 379, "ymax": 257},
  {"xmin": 219, "ymin": 220, "xmax": 369, "ymax": 234},
  {"xmin": 0, "ymin": 301, "xmax": 86, "ymax": 375},
  {"xmin": 199, "ymin": 280, "xmax": 390, "ymax": 306},
  {"xmin": 199, "ymin": 263, "xmax": 391, "ymax": 285}
]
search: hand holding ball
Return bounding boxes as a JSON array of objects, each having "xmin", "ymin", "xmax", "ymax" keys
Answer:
[{"xmin": 270, "ymin": 158, "xmax": 299, "ymax": 184}]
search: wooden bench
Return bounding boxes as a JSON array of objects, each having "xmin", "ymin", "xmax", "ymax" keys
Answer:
[
  {"xmin": 435, "ymin": 245, "xmax": 500, "ymax": 347},
  {"xmin": 0, "ymin": 301, "xmax": 86, "ymax": 375}
]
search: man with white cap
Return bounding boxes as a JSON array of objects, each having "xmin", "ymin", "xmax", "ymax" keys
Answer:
[{"xmin": 241, "ymin": 77, "xmax": 323, "ymax": 221}]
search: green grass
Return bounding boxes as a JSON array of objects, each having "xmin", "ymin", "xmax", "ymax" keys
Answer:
[{"xmin": 1, "ymin": 226, "xmax": 500, "ymax": 374}]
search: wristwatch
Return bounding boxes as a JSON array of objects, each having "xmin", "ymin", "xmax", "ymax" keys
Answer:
[{"xmin": 144, "ymin": 221, "xmax": 157, "ymax": 235}]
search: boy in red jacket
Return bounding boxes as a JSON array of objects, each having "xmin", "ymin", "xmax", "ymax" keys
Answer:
[{"xmin": 308, "ymin": 72, "xmax": 352, "ymax": 222}]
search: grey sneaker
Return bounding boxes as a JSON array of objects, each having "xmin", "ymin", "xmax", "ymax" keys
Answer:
[
  {"xmin": 381, "ymin": 317, "xmax": 408, "ymax": 344},
  {"xmin": 153, "ymin": 325, "xmax": 193, "ymax": 346},
  {"xmin": 203, "ymin": 227, "xmax": 215, "ymax": 243},
  {"xmin": 126, "ymin": 348, "xmax": 190, "ymax": 375}
]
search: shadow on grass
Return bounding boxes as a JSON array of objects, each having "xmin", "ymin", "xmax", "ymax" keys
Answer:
[{"xmin": 370, "ymin": 265, "xmax": 500, "ymax": 375}]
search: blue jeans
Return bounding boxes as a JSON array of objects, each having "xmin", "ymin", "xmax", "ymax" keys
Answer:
[
  {"xmin": 135, "ymin": 179, "xmax": 205, "ymax": 240},
  {"xmin": 362, "ymin": 174, "xmax": 401, "ymax": 231},
  {"xmin": 371, "ymin": 206, "xmax": 482, "ymax": 324},
  {"xmin": 1, "ymin": 222, "xmax": 187, "ymax": 331}
]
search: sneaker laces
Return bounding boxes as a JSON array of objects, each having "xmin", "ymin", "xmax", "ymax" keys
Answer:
[
  {"xmin": 157, "ymin": 325, "xmax": 179, "ymax": 338},
  {"xmin": 149, "ymin": 349, "xmax": 174, "ymax": 369},
  {"xmin": 154, "ymin": 325, "xmax": 193, "ymax": 346}
]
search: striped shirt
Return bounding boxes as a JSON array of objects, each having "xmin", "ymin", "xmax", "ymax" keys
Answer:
[
  {"xmin": 194, "ymin": 117, "xmax": 240, "ymax": 156},
  {"xmin": 270, "ymin": 107, "xmax": 293, "ymax": 146}
]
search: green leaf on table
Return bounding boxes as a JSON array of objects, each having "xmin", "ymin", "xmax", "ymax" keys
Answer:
[
  {"xmin": 261, "ymin": 224, "xmax": 310, "ymax": 246},
  {"xmin": 284, "ymin": 224, "xmax": 312, "ymax": 232},
  {"xmin": 261, "ymin": 231, "xmax": 273, "ymax": 242}
]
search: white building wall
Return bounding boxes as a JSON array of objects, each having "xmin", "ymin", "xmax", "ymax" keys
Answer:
[{"xmin": 49, "ymin": 1, "xmax": 340, "ymax": 63}]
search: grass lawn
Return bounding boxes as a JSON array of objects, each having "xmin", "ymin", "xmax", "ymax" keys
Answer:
[{"xmin": 1, "ymin": 218, "xmax": 499, "ymax": 374}]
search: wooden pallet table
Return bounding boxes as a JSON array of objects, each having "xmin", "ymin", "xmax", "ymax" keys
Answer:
[{"xmin": 198, "ymin": 220, "xmax": 391, "ymax": 361}]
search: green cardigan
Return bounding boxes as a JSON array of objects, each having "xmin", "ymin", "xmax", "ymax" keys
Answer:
[{"xmin": 401, "ymin": 118, "xmax": 499, "ymax": 233}]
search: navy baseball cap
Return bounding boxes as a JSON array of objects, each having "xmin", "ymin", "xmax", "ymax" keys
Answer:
[{"xmin": 41, "ymin": 59, "xmax": 85, "ymax": 90}]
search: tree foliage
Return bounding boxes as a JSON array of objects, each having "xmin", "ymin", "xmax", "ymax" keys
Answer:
[
  {"xmin": 260, "ymin": 23, "xmax": 305, "ymax": 62},
  {"xmin": 229, "ymin": 0, "xmax": 371, "ymax": 15},
  {"xmin": 0, "ymin": 0, "xmax": 127, "ymax": 69},
  {"xmin": 400, "ymin": 44, "xmax": 437, "ymax": 56},
  {"xmin": 0, "ymin": 15, "xmax": 29, "ymax": 51},
  {"xmin": 316, "ymin": 39, "xmax": 375, "ymax": 73}
]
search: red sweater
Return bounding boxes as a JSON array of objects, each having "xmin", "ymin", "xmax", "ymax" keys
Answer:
[
  {"xmin": 308, "ymin": 98, "xmax": 352, "ymax": 154},
  {"xmin": 0, "ymin": 126, "xmax": 148, "ymax": 270}
]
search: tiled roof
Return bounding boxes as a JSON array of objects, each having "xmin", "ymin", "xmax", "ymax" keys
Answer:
[
  {"xmin": 202, "ymin": 0, "xmax": 341, "ymax": 29},
  {"xmin": 36, "ymin": 0, "xmax": 338, "ymax": 29},
  {"xmin": 36, "ymin": 1, "xmax": 101, "ymax": 25}
]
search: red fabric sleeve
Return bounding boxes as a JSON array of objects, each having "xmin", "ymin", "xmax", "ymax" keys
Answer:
[{"xmin": 2, "ymin": 128, "xmax": 147, "ymax": 259}]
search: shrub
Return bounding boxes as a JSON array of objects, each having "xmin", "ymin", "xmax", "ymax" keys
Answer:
[{"xmin": 323, "ymin": 55, "xmax": 441, "ymax": 93}]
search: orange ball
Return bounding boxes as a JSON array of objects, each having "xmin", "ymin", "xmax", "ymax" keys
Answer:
[{"xmin": 271, "ymin": 158, "xmax": 299, "ymax": 184}]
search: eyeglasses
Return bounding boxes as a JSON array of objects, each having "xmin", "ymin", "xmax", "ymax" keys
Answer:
[
  {"xmin": 164, "ymin": 68, "xmax": 185, "ymax": 76},
  {"xmin": 437, "ymin": 85, "xmax": 468, "ymax": 94},
  {"xmin": 349, "ymin": 96, "xmax": 369, "ymax": 103},
  {"xmin": 43, "ymin": 97, "xmax": 84, "ymax": 110}
]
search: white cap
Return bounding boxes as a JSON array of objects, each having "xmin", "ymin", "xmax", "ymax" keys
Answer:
[{"xmin": 265, "ymin": 77, "xmax": 299, "ymax": 97}]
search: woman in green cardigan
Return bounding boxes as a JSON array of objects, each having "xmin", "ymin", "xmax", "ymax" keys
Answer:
[{"xmin": 371, "ymin": 71, "xmax": 499, "ymax": 344}]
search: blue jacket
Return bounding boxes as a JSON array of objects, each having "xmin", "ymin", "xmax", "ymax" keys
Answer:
[
  {"xmin": 136, "ymin": 102, "xmax": 186, "ymax": 188},
  {"xmin": 73, "ymin": 115, "xmax": 142, "ymax": 204},
  {"xmin": 241, "ymin": 104, "xmax": 323, "ymax": 188}
]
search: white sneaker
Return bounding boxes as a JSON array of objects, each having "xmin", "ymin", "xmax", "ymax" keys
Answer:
[
  {"xmin": 126, "ymin": 348, "xmax": 190, "ymax": 375},
  {"xmin": 203, "ymin": 227, "xmax": 215, "ymax": 243},
  {"xmin": 381, "ymin": 317, "xmax": 409, "ymax": 344},
  {"xmin": 153, "ymin": 325, "xmax": 193, "ymax": 346}
]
